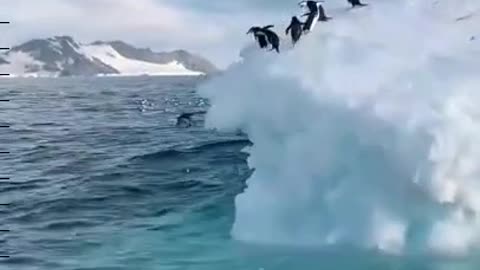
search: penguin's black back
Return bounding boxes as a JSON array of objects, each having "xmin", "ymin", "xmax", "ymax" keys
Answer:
[
  {"xmin": 303, "ymin": 12, "xmax": 318, "ymax": 31},
  {"xmin": 306, "ymin": 1, "xmax": 319, "ymax": 13},
  {"xmin": 290, "ymin": 18, "xmax": 303, "ymax": 43},
  {"xmin": 264, "ymin": 29, "xmax": 280, "ymax": 52},
  {"xmin": 257, "ymin": 34, "xmax": 268, "ymax": 48}
]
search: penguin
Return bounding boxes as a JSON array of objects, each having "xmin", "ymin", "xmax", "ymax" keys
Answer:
[
  {"xmin": 298, "ymin": 1, "xmax": 324, "ymax": 32},
  {"xmin": 263, "ymin": 27, "xmax": 280, "ymax": 53},
  {"xmin": 247, "ymin": 25, "xmax": 280, "ymax": 53},
  {"xmin": 285, "ymin": 16, "xmax": 304, "ymax": 46},
  {"xmin": 299, "ymin": 1, "xmax": 331, "ymax": 22},
  {"xmin": 302, "ymin": 10, "xmax": 320, "ymax": 32},
  {"xmin": 176, "ymin": 111, "xmax": 206, "ymax": 128},
  {"xmin": 299, "ymin": 1, "xmax": 323, "ymax": 14},
  {"xmin": 347, "ymin": 0, "xmax": 368, "ymax": 8},
  {"xmin": 247, "ymin": 26, "xmax": 269, "ymax": 49}
]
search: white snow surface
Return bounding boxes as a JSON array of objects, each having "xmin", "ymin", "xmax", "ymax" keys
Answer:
[{"xmin": 80, "ymin": 44, "xmax": 203, "ymax": 76}]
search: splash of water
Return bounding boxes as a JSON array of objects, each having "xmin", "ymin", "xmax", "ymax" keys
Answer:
[{"xmin": 199, "ymin": 0, "xmax": 480, "ymax": 256}]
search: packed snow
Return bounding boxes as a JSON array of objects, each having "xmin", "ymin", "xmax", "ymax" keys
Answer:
[
  {"xmin": 0, "ymin": 51, "xmax": 57, "ymax": 78},
  {"xmin": 0, "ymin": 41, "xmax": 204, "ymax": 78},
  {"xmin": 80, "ymin": 44, "xmax": 203, "ymax": 76}
]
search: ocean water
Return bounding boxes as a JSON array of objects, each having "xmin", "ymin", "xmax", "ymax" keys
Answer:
[{"xmin": 0, "ymin": 77, "xmax": 253, "ymax": 270}]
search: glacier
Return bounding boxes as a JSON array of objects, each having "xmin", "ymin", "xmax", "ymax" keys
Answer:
[{"xmin": 80, "ymin": 44, "xmax": 203, "ymax": 77}]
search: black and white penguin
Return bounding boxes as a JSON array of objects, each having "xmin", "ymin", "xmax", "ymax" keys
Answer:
[
  {"xmin": 176, "ymin": 111, "xmax": 206, "ymax": 128},
  {"xmin": 299, "ymin": 1, "xmax": 323, "ymax": 14},
  {"xmin": 247, "ymin": 26, "xmax": 269, "ymax": 49},
  {"xmin": 247, "ymin": 25, "xmax": 280, "ymax": 53},
  {"xmin": 263, "ymin": 26, "xmax": 280, "ymax": 53},
  {"xmin": 299, "ymin": 1, "xmax": 331, "ymax": 22},
  {"xmin": 299, "ymin": 1, "xmax": 328, "ymax": 32},
  {"xmin": 285, "ymin": 16, "xmax": 304, "ymax": 46},
  {"xmin": 302, "ymin": 11, "xmax": 320, "ymax": 32}
]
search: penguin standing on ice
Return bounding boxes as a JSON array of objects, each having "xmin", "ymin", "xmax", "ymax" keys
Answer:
[
  {"xmin": 258, "ymin": 25, "xmax": 279, "ymax": 52},
  {"xmin": 247, "ymin": 26, "xmax": 269, "ymax": 49},
  {"xmin": 263, "ymin": 26, "xmax": 281, "ymax": 53},
  {"xmin": 347, "ymin": 0, "xmax": 368, "ymax": 8},
  {"xmin": 285, "ymin": 16, "xmax": 304, "ymax": 46},
  {"xmin": 298, "ymin": 1, "xmax": 331, "ymax": 32},
  {"xmin": 247, "ymin": 25, "xmax": 280, "ymax": 53},
  {"xmin": 299, "ymin": 1, "xmax": 322, "ymax": 13}
]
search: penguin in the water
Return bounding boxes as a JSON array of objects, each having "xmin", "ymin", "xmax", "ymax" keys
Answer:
[
  {"xmin": 347, "ymin": 0, "xmax": 368, "ymax": 8},
  {"xmin": 285, "ymin": 16, "xmax": 304, "ymax": 46},
  {"xmin": 176, "ymin": 111, "xmax": 206, "ymax": 128},
  {"xmin": 301, "ymin": 9, "xmax": 320, "ymax": 32},
  {"xmin": 247, "ymin": 25, "xmax": 280, "ymax": 53}
]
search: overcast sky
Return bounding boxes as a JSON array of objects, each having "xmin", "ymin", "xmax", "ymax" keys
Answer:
[{"xmin": 0, "ymin": 0, "xmax": 300, "ymax": 68}]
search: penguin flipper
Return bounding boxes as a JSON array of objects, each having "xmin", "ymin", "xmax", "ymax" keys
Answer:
[{"xmin": 285, "ymin": 25, "xmax": 291, "ymax": 35}]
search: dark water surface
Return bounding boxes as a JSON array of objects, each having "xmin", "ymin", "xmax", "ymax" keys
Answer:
[{"xmin": 0, "ymin": 77, "xmax": 253, "ymax": 270}]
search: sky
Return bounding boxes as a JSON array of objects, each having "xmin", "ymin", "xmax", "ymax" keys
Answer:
[{"xmin": 0, "ymin": 0, "xmax": 298, "ymax": 68}]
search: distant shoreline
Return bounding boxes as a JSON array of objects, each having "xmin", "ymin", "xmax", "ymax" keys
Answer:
[{"xmin": 0, "ymin": 73, "xmax": 210, "ymax": 79}]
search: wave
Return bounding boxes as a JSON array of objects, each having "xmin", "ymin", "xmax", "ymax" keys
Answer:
[
  {"xmin": 198, "ymin": 0, "xmax": 480, "ymax": 256},
  {"xmin": 131, "ymin": 139, "xmax": 251, "ymax": 161}
]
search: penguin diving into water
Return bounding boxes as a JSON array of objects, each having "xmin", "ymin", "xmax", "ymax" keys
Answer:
[
  {"xmin": 247, "ymin": 25, "xmax": 280, "ymax": 53},
  {"xmin": 176, "ymin": 111, "xmax": 206, "ymax": 128},
  {"xmin": 347, "ymin": 0, "xmax": 368, "ymax": 8},
  {"xmin": 285, "ymin": 16, "xmax": 304, "ymax": 46}
]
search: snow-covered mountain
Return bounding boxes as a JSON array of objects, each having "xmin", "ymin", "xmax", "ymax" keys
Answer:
[{"xmin": 0, "ymin": 36, "xmax": 217, "ymax": 78}]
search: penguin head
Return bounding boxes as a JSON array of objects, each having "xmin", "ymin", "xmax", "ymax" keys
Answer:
[{"xmin": 247, "ymin": 26, "xmax": 261, "ymax": 34}]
